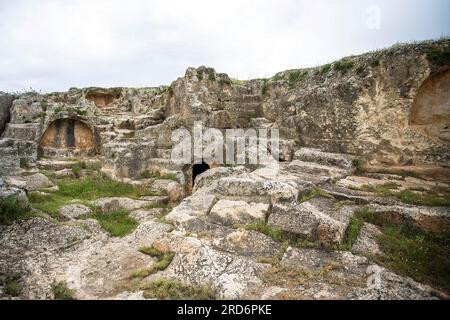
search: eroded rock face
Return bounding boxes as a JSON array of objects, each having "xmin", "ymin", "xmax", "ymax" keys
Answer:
[
  {"xmin": 39, "ymin": 119, "xmax": 96, "ymax": 158},
  {"xmin": 1, "ymin": 40, "xmax": 449, "ymax": 301},
  {"xmin": 410, "ymin": 69, "xmax": 450, "ymax": 143},
  {"xmin": 0, "ymin": 92, "xmax": 14, "ymax": 136}
]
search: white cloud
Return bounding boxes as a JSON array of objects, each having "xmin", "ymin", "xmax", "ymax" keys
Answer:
[{"xmin": 0, "ymin": 0, "xmax": 449, "ymax": 92}]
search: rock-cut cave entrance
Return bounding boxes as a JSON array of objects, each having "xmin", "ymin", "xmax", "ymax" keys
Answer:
[
  {"xmin": 192, "ymin": 162, "xmax": 210, "ymax": 186},
  {"xmin": 39, "ymin": 118, "xmax": 96, "ymax": 158},
  {"xmin": 409, "ymin": 69, "xmax": 450, "ymax": 143}
]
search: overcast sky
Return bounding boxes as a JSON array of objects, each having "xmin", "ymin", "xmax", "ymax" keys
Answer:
[{"xmin": 0, "ymin": 0, "xmax": 449, "ymax": 92}]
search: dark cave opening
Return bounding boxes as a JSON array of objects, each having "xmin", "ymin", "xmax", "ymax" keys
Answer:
[{"xmin": 192, "ymin": 162, "xmax": 210, "ymax": 186}]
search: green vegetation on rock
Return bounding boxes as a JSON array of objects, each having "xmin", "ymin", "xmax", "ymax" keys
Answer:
[
  {"xmin": 91, "ymin": 210, "xmax": 138, "ymax": 237},
  {"xmin": 132, "ymin": 246, "xmax": 175, "ymax": 278},
  {"xmin": 0, "ymin": 197, "xmax": 33, "ymax": 225},
  {"xmin": 427, "ymin": 47, "xmax": 450, "ymax": 66},
  {"xmin": 142, "ymin": 279, "xmax": 217, "ymax": 300},
  {"xmin": 51, "ymin": 281, "xmax": 76, "ymax": 300}
]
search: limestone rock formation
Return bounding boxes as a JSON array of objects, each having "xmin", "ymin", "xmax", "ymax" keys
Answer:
[{"xmin": 0, "ymin": 39, "xmax": 449, "ymax": 301}]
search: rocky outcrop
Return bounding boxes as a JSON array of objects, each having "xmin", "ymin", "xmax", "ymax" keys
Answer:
[
  {"xmin": 0, "ymin": 39, "xmax": 449, "ymax": 301},
  {"xmin": 0, "ymin": 92, "xmax": 14, "ymax": 136}
]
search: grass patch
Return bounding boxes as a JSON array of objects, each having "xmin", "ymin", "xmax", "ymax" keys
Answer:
[
  {"xmin": 0, "ymin": 197, "xmax": 33, "ymax": 225},
  {"xmin": 208, "ymin": 72, "xmax": 216, "ymax": 82},
  {"xmin": 334, "ymin": 60, "xmax": 354, "ymax": 74},
  {"xmin": 91, "ymin": 210, "xmax": 138, "ymax": 237},
  {"xmin": 341, "ymin": 216, "xmax": 365, "ymax": 250},
  {"xmin": 131, "ymin": 248, "xmax": 175, "ymax": 278},
  {"xmin": 29, "ymin": 176, "xmax": 151, "ymax": 217},
  {"xmin": 359, "ymin": 184, "xmax": 450, "ymax": 207},
  {"xmin": 51, "ymin": 281, "xmax": 76, "ymax": 300},
  {"xmin": 375, "ymin": 225, "xmax": 450, "ymax": 293},
  {"xmin": 138, "ymin": 246, "xmax": 165, "ymax": 258},
  {"xmin": 344, "ymin": 207, "xmax": 450, "ymax": 293},
  {"xmin": 427, "ymin": 47, "xmax": 450, "ymax": 66},
  {"xmin": 54, "ymin": 106, "xmax": 87, "ymax": 116},
  {"xmin": 197, "ymin": 70, "xmax": 204, "ymax": 81},
  {"xmin": 142, "ymin": 279, "xmax": 217, "ymax": 300},
  {"xmin": 298, "ymin": 187, "xmax": 333, "ymax": 203},
  {"xmin": 262, "ymin": 264, "xmax": 335, "ymax": 288},
  {"xmin": 1, "ymin": 274, "xmax": 23, "ymax": 297}
]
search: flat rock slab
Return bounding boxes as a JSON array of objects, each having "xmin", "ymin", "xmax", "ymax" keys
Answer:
[
  {"xmin": 209, "ymin": 199, "xmax": 269, "ymax": 226},
  {"xmin": 294, "ymin": 148, "xmax": 355, "ymax": 170},
  {"xmin": 213, "ymin": 175, "xmax": 299, "ymax": 204},
  {"xmin": 59, "ymin": 204, "xmax": 92, "ymax": 220},
  {"xmin": 152, "ymin": 232, "xmax": 267, "ymax": 299},
  {"xmin": 91, "ymin": 197, "xmax": 150, "ymax": 213},
  {"xmin": 6, "ymin": 173, "xmax": 54, "ymax": 191},
  {"xmin": 212, "ymin": 229, "xmax": 282, "ymax": 261}
]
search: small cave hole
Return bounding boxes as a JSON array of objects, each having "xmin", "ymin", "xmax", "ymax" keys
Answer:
[{"xmin": 192, "ymin": 162, "xmax": 210, "ymax": 186}]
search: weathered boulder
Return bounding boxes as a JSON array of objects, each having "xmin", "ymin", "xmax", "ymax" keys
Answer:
[
  {"xmin": 165, "ymin": 192, "xmax": 217, "ymax": 224},
  {"xmin": 59, "ymin": 204, "xmax": 92, "ymax": 220},
  {"xmin": 209, "ymin": 200, "xmax": 269, "ymax": 226},
  {"xmin": 91, "ymin": 197, "xmax": 150, "ymax": 213},
  {"xmin": 0, "ymin": 178, "xmax": 28, "ymax": 203},
  {"xmin": 268, "ymin": 201, "xmax": 346, "ymax": 245},
  {"xmin": 5, "ymin": 173, "xmax": 55, "ymax": 192},
  {"xmin": 150, "ymin": 179, "xmax": 184, "ymax": 202},
  {"xmin": 152, "ymin": 232, "xmax": 267, "ymax": 299},
  {"xmin": 351, "ymin": 223, "xmax": 382, "ymax": 256},
  {"xmin": 193, "ymin": 166, "xmax": 248, "ymax": 192}
]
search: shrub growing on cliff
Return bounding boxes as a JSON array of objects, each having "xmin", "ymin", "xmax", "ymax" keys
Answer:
[
  {"xmin": 320, "ymin": 64, "xmax": 332, "ymax": 74},
  {"xmin": 427, "ymin": 47, "xmax": 450, "ymax": 66},
  {"xmin": 288, "ymin": 70, "xmax": 307, "ymax": 89},
  {"xmin": 334, "ymin": 60, "xmax": 354, "ymax": 74}
]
